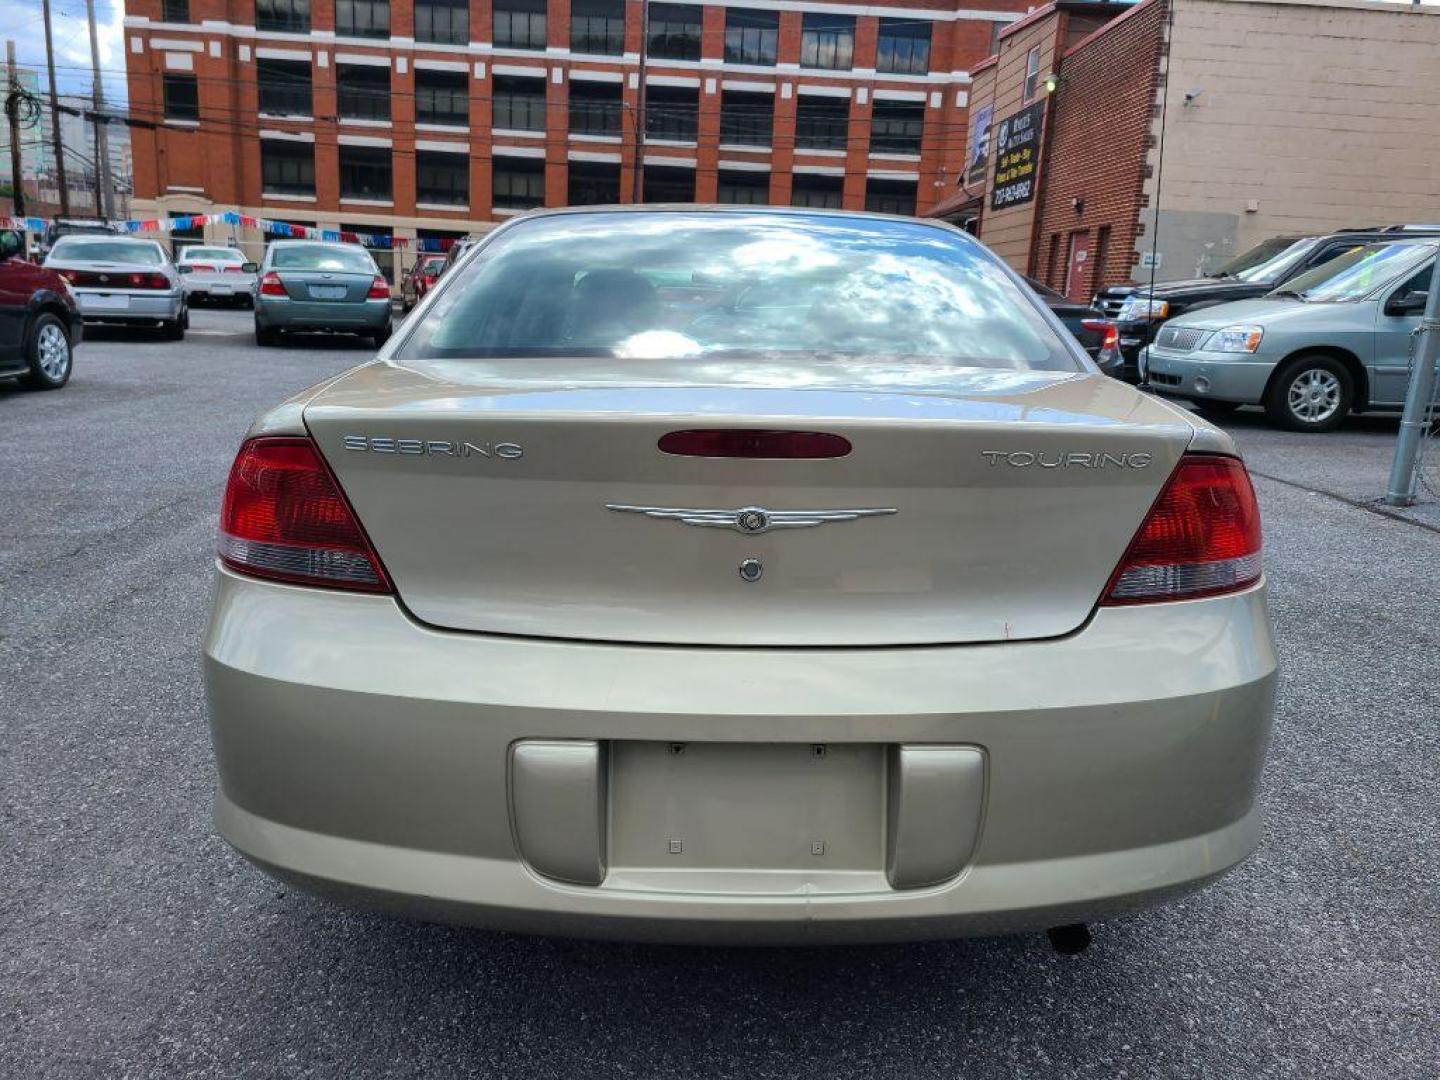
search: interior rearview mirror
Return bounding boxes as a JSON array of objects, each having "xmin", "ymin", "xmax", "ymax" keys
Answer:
[{"xmin": 0, "ymin": 229, "xmax": 22, "ymax": 260}]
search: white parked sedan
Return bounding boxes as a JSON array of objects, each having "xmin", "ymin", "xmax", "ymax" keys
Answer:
[
  {"xmin": 177, "ymin": 245, "xmax": 258, "ymax": 307},
  {"xmin": 43, "ymin": 236, "xmax": 187, "ymax": 340},
  {"xmin": 204, "ymin": 208, "xmax": 1277, "ymax": 949}
]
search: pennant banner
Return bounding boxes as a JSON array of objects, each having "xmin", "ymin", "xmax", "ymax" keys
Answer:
[{"xmin": 2, "ymin": 210, "xmax": 461, "ymax": 252}]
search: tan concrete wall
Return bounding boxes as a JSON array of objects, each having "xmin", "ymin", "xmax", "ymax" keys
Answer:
[{"xmin": 1140, "ymin": 0, "xmax": 1440, "ymax": 281}]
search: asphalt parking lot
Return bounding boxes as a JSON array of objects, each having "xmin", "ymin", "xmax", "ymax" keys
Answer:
[{"xmin": 2, "ymin": 308, "xmax": 1436, "ymax": 1079}]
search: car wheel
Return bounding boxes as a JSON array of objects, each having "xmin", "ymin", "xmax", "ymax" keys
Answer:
[
  {"xmin": 18, "ymin": 313, "xmax": 73, "ymax": 390},
  {"xmin": 1192, "ymin": 400, "xmax": 1242, "ymax": 418},
  {"xmin": 162, "ymin": 317, "xmax": 185, "ymax": 341},
  {"xmin": 181, "ymin": 306, "xmax": 190, "ymax": 330},
  {"xmin": 1264, "ymin": 354, "xmax": 1352, "ymax": 433},
  {"xmin": 255, "ymin": 322, "xmax": 278, "ymax": 346},
  {"xmin": 372, "ymin": 323, "xmax": 392, "ymax": 348}
]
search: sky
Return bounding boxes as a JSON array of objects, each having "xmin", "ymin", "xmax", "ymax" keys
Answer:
[{"xmin": 1, "ymin": 0, "xmax": 128, "ymax": 106}]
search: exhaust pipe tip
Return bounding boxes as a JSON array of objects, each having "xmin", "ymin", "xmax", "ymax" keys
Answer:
[{"xmin": 1046, "ymin": 923, "xmax": 1092, "ymax": 955}]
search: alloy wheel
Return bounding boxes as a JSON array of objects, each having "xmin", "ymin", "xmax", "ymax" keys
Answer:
[
  {"xmin": 1287, "ymin": 368, "xmax": 1341, "ymax": 424},
  {"xmin": 37, "ymin": 322, "xmax": 70, "ymax": 380}
]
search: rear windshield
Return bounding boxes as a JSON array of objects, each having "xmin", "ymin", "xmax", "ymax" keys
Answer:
[
  {"xmin": 270, "ymin": 244, "xmax": 376, "ymax": 273},
  {"xmin": 49, "ymin": 238, "xmax": 164, "ymax": 265},
  {"xmin": 400, "ymin": 212, "xmax": 1078, "ymax": 370},
  {"xmin": 1277, "ymin": 242, "xmax": 1436, "ymax": 302},
  {"xmin": 183, "ymin": 247, "xmax": 243, "ymax": 261}
]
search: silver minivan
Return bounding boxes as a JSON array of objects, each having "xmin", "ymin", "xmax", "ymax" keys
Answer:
[{"xmin": 1143, "ymin": 239, "xmax": 1436, "ymax": 431}]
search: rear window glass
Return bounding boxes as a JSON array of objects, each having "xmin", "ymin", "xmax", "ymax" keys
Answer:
[
  {"xmin": 49, "ymin": 239, "xmax": 165, "ymax": 265},
  {"xmin": 270, "ymin": 244, "xmax": 376, "ymax": 273},
  {"xmin": 400, "ymin": 212, "xmax": 1077, "ymax": 371}
]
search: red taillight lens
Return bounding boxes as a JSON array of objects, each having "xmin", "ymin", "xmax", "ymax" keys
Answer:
[
  {"xmin": 1083, "ymin": 320, "xmax": 1119, "ymax": 349},
  {"xmin": 58, "ymin": 269, "xmax": 78, "ymax": 283},
  {"xmin": 223, "ymin": 264, "xmax": 245, "ymax": 273},
  {"xmin": 189, "ymin": 263, "xmax": 215, "ymax": 272},
  {"xmin": 1102, "ymin": 454, "xmax": 1262, "ymax": 605},
  {"xmin": 258, "ymin": 271, "xmax": 286, "ymax": 296},
  {"xmin": 658, "ymin": 429, "xmax": 852, "ymax": 459},
  {"xmin": 219, "ymin": 437, "xmax": 391, "ymax": 593},
  {"xmin": 367, "ymin": 275, "xmax": 391, "ymax": 299},
  {"xmin": 131, "ymin": 272, "xmax": 171, "ymax": 289}
]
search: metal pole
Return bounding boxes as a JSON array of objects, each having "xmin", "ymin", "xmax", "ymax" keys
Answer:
[
  {"xmin": 1383, "ymin": 248, "xmax": 1440, "ymax": 506},
  {"xmin": 630, "ymin": 1, "xmax": 649, "ymax": 203},
  {"xmin": 5, "ymin": 41, "xmax": 24, "ymax": 218},
  {"xmin": 42, "ymin": 0, "xmax": 69, "ymax": 215},
  {"xmin": 84, "ymin": 0, "xmax": 113, "ymax": 220}
]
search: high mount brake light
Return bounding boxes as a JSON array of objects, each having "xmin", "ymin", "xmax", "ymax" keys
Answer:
[
  {"xmin": 658, "ymin": 429, "xmax": 853, "ymax": 459},
  {"xmin": 218, "ymin": 437, "xmax": 391, "ymax": 593},
  {"xmin": 1102, "ymin": 453, "xmax": 1262, "ymax": 605}
]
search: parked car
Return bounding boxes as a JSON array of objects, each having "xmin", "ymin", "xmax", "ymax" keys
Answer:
[
  {"xmin": 400, "ymin": 253, "xmax": 447, "ymax": 313},
  {"xmin": 1143, "ymin": 238, "xmax": 1437, "ymax": 431},
  {"xmin": 253, "ymin": 241, "xmax": 393, "ymax": 347},
  {"xmin": 1023, "ymin": 276, "xmax": 1110, "ymax": 368},
  {"xmin": 43, "ymin": 235, "xmax": 187, "ymax": 340},
  {"xmin": 177, "ymin": 245, "xmax": 258, "ymax": 307},
  {"xmin": 205, "ymin": 207, "xmax": 1275, "ymax": 947},
  {"xmin": 0, "ymin": 228, "xmax": 82, "ymax": 390},
  {"xmin": 438, "ymin": 235, "xmax": 482, "ymax": 277},
  {"xmin": 39, "ymin": 216, "xmax": 119, "ymax": 260},
  {"xmin": 1096, "ymin": 226, "xmax": 1440, "ymax": 380}
]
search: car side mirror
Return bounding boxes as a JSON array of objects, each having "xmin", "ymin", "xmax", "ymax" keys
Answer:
[
  {"xmin": 0, "ymin": 229, "xmax": 22, "ymax": 260},
  {"xmin": 242, "ymin": 262, "xmax": 258, "ymax": 273},
  {"xmin": 176, "ymin": 264, "xmax": 193, "ymax": 274},
  {"xmin": 1386, "ymin": 290, "xmax": 1429, "ymax": 316}
]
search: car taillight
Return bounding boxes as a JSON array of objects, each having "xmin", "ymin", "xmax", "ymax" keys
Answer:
[
  {"xmin": 367, "ymin": 275, "xmax": 391, "ymax": 299},
  {"xmin": 223, "ymin": 264, "xmax": 245, "ymax": 273},
  {"xmin": 1102, "ymin": 454, "xmax": 1262, "ymax": 605},
  {"xmin": 58, "ymin": 269, "xmax": 78, "ymax": 283},
  {"xmin": 189, "ymin": 263, "xmax": 215, "ymax": 272},
  {"xmin": 131, "ymin": 272, "xmax": 171, "ymax": 289},
  {"xmin": 258, "ymin": 271, "xmax": 286, "ymax": 296},
  {"xmin": 1083, "ymin": 320, "xmax": 1119, "ymax": 350},
  {"xmin": 218, "ymin": 437, "xmax": 391, "ymax": 593}
]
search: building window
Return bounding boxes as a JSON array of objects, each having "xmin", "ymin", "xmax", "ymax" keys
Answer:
[
  {"xmin": 256, "ymin": 59, "xmax": 312, "ymax": 117},
  {"xmin": 864, "ymin": 178, "xmax": 917, "ymax": 216},
  {"xmin": 255, "ymin": 0, "xmax": 310, "ymax": 33},
  {"xmin": 876, "ymin": 19, "xmax": 930, "ymax": 75},
  {"xmin": 648, "ymin": 3, "xmax": 702, "ymax": 62},
  {"xmin": 343, "ymin": 220, "xmax": 392, "ymax": 281},
  {"xmin": 791, "ymin": 173, "xmax": 843, "ymax": 209},
  {"xmin": 569, "ymin": 80, "xmax": 622, "ymax": 137},
  {"xmin": 416, "ymin": 151, "xmax": 468, "ymax": 205},
  {"xmin": 415, "ymin": 0, "xmax": 467, "ymax": 45},
  {"xmin": 337, "ymin": 63, "xmax": 391, "ymax": 122},
  {"xmin": 416, "ymin": 68, "xmax": 468, "ymax": 126},
  {"xmin": 724, "ymin": 8, "xmax": 777, "ymax": 66},
  {"xmin": 260, "ymin": 139, "xmax": 315, "ymax": 196},
  {"xmin": 336, "ymin": 0, "xmax": 388, "ymax": 37},
  {"xmin": 493, "ymin": 157, "xmax": 546, "ymax": 209},
  {"xmin": 716, "ymin": 169, "xmax": 769, "ymax": 205},
  {"xmin": 794, "ymin": 95, "xmax": 849, "ymax": 151},
  {"xmin": 642, "ymin": 164, "xmax": 695, "ymax": 203},
  {"xmin": 163, "ymin": 0, "xmax": 191, "ymax": 22},
  {"xmin": 719, "ymin": 90, "xmax": 772, "ymax": 147},
  {"xmin": 645, "ymin": 84, "xmax": 699, "ymax": 142},
  {"xmin": 339, "ymin": 144, "xmax": 393, "ymax": 201},
  {"xmin": 493, "ymin": 0, "xmax": 547, "ymax": 50},
  {"xmin": 870, "ymin": 102, "xmax": 924, "ymax": 155},
  {"xmin": 800, "ymin": 14, "xmax": 854, "ymax": 71},
  {"xmin": 492, "ymin": 75, "xmax": 547, "ymax": 131},
  {"xmin": 571, "ymin": 0, "xmax": 625, "ymax": 56},
  {"xmin": 162, "ymin": 74, "xmax": 199, "ymax": 121},
  {"xmin": 1023, "ymin": 46, "xmax": 1041, "ymax": 102},
  {"xmin": 568, "ymin": 160, "xmax": 621, "ymax": 205}
]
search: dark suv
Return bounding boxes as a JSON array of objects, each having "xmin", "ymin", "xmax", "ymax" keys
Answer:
[
  {"xmin": 0, "ymin": 229, "xmax": 83, "ymax": 390},
  {"xmin": 1096, "ymin": 226, "xmax": 1440, "ymax": 379}
]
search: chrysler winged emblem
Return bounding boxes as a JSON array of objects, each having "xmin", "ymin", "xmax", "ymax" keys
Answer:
[{"xmin": 605, "ymin": 504, "xmax": 897, "ymax": 535}]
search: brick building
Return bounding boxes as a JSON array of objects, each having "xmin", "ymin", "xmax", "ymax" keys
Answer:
[
  {"xmin": 122, "ymin": 0, "xmax": 1033, "ymax": 273},
  {"xmin": 935, "ymin": 0, "xmax": 1440, "ymax": 301}
]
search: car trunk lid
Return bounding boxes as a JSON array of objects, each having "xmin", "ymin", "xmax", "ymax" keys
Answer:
[
  {"xmin": 276, "ymin": 270, "xmax": 374, "ymax": 302},
  {"xmin": 304, "ymin": 357, "xmax": 1198, "ymax": 646}
]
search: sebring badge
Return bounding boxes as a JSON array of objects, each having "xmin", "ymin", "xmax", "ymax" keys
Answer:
[
  {"xmin": 605, "ymin": 504, "xmax": 897, "ymax": 534},
  {"xmin": 343, "ymin": 435, "xmax": 524, "ymax": 460}
]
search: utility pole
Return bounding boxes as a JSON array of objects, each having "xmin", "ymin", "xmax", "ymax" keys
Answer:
[
  {"xmin": 1383, "ymin": 247, "xmax": 1440, "ymax": 505},
  {"xmin": 84, "ymin": 0, "xmax": 113, "ymax": 220},
  {"xmin": 5, "ymin": 41, "xmax": 24, "ymax": 218},
  {"xmin": 630, "ymin": 2, "xmax": 649, "ymax": 203},
  {"xmin": 42, "ymin": 0, "xmax": 69, "ymax": 215}
]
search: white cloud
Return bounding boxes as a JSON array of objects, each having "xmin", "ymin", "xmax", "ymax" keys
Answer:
[{"xmin": 0, "ymin": 0, "xmax": 128, "ymax": 105}]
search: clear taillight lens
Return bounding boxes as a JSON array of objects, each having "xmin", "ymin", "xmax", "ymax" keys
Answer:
[
  {"xmin": 219, "ymin": 438, "xmax": 390, "ymax": 593},
  {"xmin": 258, "ymin": 272, "xmax": 286, "ymax": 296},
  {"xmin": 1102, "ymin": 454, "xmax": 1262, "ymax": 605}
]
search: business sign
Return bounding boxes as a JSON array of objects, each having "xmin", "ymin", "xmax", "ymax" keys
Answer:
[
  {"xmin": 990, "ymin": 100, "xmax": 1045, "ymax": 211},
  {"xmin": 966, "ymin": 104, "xmax": 994, "ymax": 187}
]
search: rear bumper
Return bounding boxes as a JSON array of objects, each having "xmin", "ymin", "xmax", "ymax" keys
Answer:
[
  {"xmin": 255, "ymin": 297, "xmax": 391, "ymax": 331},
  {"xmin": 1145, "ymin": 349, "xmax": 1275, "ymax": 403},
  {"xmin": 204, "ymin": 567, "xmax": 1277, "ymax": 943},
  {"xmin": 75, "ymin": 289, "xmax": 183, "ymax": 322},
  {"xmin": 185, "ymin": 276, "xmax": 255, "ymax": 297}
]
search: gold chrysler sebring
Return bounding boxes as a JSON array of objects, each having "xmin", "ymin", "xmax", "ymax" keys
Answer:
[{"xmin": 204, "ymin": 208, "xmax": 1276, "ymax": 949}]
